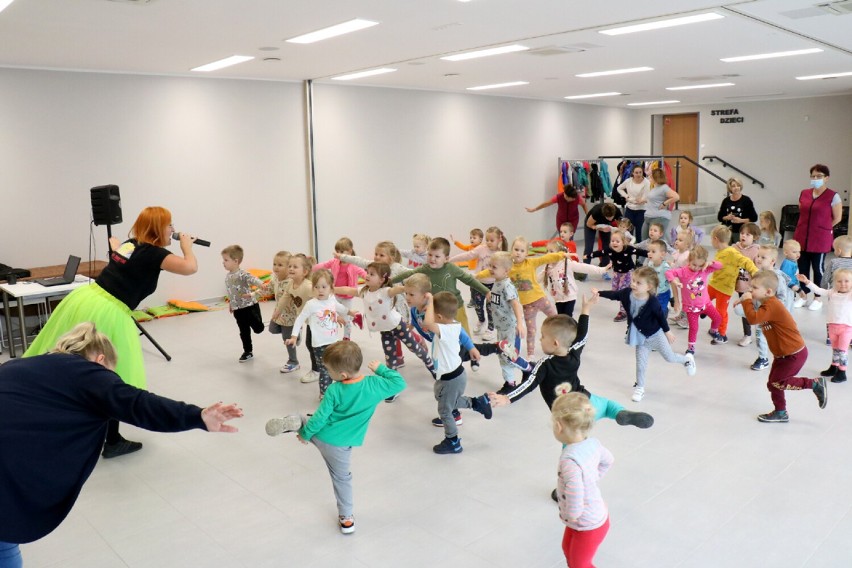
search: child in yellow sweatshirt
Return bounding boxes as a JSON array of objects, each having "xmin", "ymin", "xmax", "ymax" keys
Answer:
[{"xmin": 707, "ymin": 225, "xmax": 758, "ymax": 344}]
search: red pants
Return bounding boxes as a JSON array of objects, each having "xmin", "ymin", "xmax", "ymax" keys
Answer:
[
  {"xmin": 708, "ymin": 286, "xmax": 731, "ymax": 336},
  {"xmin": 562, "ymin": 517, "xmax": 609, "ymax": 568},
  {"xmin": 768, "ymin": 347, "xmax": 815, "ymax": 411}
]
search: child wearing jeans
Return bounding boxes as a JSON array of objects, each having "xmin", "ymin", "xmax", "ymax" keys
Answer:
[
  {"xmin": 738, "ymin": 270, "xmax": 827, "ymax": 423},
  {"xmin": 313, "ymin": 237, "xmax": 366, "ymax": 340},
  {"xmin": 423, "ymin": 292, "xmax": 493, "ymax": 454},
  {"xmin": 222, "ymin": 245, "xmax": 265, "ymax": 362},
  {"xmin": 288, "ymin": 270, "xmax": 358, "ymax": 398},
  {"xmin": 553, "ymin": 392, "xmax": 613, "ymax": 568},
  {"xmin": 798, "ymin": 268, "xmax": 852, "ymax": 383},
  {"xmin": 666, "ymin": 246, "xmax": 724, "ymax": 355},
  {"xmin": 264, "ymin": 341, "xmax": 405, "ymax": 534},
  {"xmin": 597, "ymin": 268, "xmax": 696, "ymax": 402}
]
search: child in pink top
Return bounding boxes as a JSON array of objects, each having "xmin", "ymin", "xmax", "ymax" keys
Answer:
[
  {"xmin": 542, "ymin": 240, "xmax": 609, "ymax": 317},
  {"xmin": 666, "ymin": 245, "xmax": 723, "ymax": 355},
  {"xmin": 314, "ymin": 237, "xmax": 367, "ymax": 340}
]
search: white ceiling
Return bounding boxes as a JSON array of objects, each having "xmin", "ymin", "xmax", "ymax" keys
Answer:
[{"xmin": 1, "ymin": 0, "xmax": 851, "ymax": 106}]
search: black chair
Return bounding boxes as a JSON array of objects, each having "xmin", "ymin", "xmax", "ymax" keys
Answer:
[{"xmin": 779, "ymin": 204, "xmax": 848, "ymax": 238}]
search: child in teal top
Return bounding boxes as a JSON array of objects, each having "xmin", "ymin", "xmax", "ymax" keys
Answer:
[{"xmin": 265, "ymin": 341, "xmax": 405, "ymax": 534}]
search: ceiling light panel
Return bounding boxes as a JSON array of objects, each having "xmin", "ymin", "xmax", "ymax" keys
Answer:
[
  {"xmin": 565, "ymin": 92, "xmax": 622, "ymax": 100},
  {"xmin": 796, "ymin": 71, "xmax": 852, "ymax": 80},
  {"xmin": 600, "ymin": 12, "xmax": 723, "ymax": 35},
  {"xmin": 286, "ymin": 19, "xmax": 378, "ymax": 44},
  {"xmin": 666, "ymin": 83, "xmax": 735, "ymax": 90},
  {"xmin": 332, "ymin": 68, "xmax": 397, "ymax": 81},
  {"xmin": 442, "ymin": 45, "xmax": 529, "ymax": 61},
  {"xmin": 576, "ymin": 67, "xmax": 653, "ymax": 78},
  {"xmin": 467, "ymin": 81, "xmax": 529, "ymax": 91},
  {"xmin": 0, "ymin": 0, "xmax": 14, "ymax": 12},
  {"xmin": 721, "ymin": 48, "xmax": 823, "ymax": 62},
  {"xmin": 627, "ymin": 100, "xmax": 680, "ymax": 106},
  {"xmin": 191, "ymin": 55, "xmax": 254, "ymax": 72}
]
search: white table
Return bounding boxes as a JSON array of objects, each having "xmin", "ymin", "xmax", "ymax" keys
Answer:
[{"xmin": 1, "ymin": 277, "xmax": 91, "ymax": 357}]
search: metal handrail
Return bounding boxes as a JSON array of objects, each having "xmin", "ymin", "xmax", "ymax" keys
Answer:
[
  {"xmin": 598, "ymin": 155, "xmax": 727, "ymax": 203},
  {"xmin": 702, "ymin": 156, "xmax": 765, "ymax": 188}
]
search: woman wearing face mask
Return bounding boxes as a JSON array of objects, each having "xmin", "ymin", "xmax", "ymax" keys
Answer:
[
  {"xmin": 793, "ymin": 164, "xmax": 842, "ymax": 311},
  {"xmin": 717, "ymin": 177, "xmax": 757, "ymax": 243}
]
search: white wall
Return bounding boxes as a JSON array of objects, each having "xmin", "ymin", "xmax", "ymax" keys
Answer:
[
  {"xmin": 633, "ymin": 95, "xmax": 852, "ymax": 218},
  {"xmin": 311, "ymin": 84, "xmax": 643, "ymax": 257},
  {"xmin": 0, "ymin": 69, "xmax": 309, "ymax": 306}
]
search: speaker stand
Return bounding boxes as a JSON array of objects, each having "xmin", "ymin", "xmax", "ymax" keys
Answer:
[{"xmin": 105, "ymin": 224, "xmax": 172, "ymax": 362}]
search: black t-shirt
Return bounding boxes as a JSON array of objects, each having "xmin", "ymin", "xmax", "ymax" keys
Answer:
[
  {"xmin": 588, "ymin": 203, "xmax": 623, "ymax": 227},
  {"xmin": 504, "ymin": 314, "xmax": 591, "ymax": 408},
  {"xmin": 96, "ymin": 239, "xmax": 171, "ymax": 310},
  {"xmin": 0, "ymin": 353, "xmax": 205, "ymax": 543}
]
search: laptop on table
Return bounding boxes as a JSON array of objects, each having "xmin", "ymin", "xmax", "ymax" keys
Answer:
[{"xmin": 35, "ymin": 255, "xmax": 81, "ymax": 287}]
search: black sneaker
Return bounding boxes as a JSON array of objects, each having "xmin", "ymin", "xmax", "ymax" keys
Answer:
[
  {"xmin": 821, "ymin": 365, "xmax": 839, "ymax": 377},
  {"xmin": 832, "ymin": 370, "xmax": 847, "ymax": 383},
  {"xmin": 814, "ymin": 377, "xmax": 828, "ymax": 409},
  {"xmin": 615, "ymin": 410, "xmax": 654, "ymax": 429},
  {"xmin": 470, "ymin": 394, "xmax": 493, "ymax": 419},
  {"xmin": 496, "ymin": 382, "xmax": 517, "ymax": 395},
  {"xmin": 432, "ymin": 410, "xmax": 462, "ymax": 427},
  {"xmin": 686, "ymin": 347, "xmax": 695, "ymax": 355},
  {"xmin": 239, "ymin": 352, "xmax": 253, "ymax": 362},
  {"xmin": 102, "ymin": 439, "xmax": 143, "ymax": 459},
  {"xmin": 710, "ymin": 333, "xmax": 728, "ymax": 345},
  {"xmin": 470, "ymin": 360, "xmax": 480, "ymax": 372},
  {"xmin": 613, "ymin": 312, "xmax": 627, "ymax": 323},
  {"xmin": 384, "ymin": 394, "xmax": 400, "ymax": 403},
  {"xmin": 551, "ymin": 488, "xmax": 558, "ymax": 502},
  {"xmin": 750, "ymin": 357, "xmax": 770, "ymax": 371},
  {"xmin": 757, "ymin": 410, "xmax": 789, "ymax": 423},
  {"xmin": 433, "ymin": 436, "xmax": 462, "ymax": 454}
]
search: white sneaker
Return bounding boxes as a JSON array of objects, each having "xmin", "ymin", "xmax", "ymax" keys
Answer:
[
  {"xmin": 482, "ymin": 329, "xmax": 497, "ymax": 342},
  {"xmin": 472, "ymin": 321, "xmax": 484, "ymax": 334},
  {"xmin": 793, "ymin": 297, "xmax": 806, "ymax": 309},
  {"xmin": 684, "ymin": 353, "xmax": 697, "ymax": 377},
  {"xmin": 808, "ymin": 299, "xmax": 823, "ymax": 311},
  {"xmin": 300, "ymin": 370, "xmax": 319, "ymax": 383},
  {"xmin": 738, "ymin": 336, "xmax": 753, "ymax": 347},
  {"xmin": 265, "ymin": 415, "xmax": 302, "ymax": 436},
  {"xmin": 632, "ymin": 387, "xmax": 645, "ymax": 402}
]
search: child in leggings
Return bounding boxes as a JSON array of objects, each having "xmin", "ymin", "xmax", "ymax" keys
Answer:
[
  {"xmin": 798, "ymin": 268, "xmax": 852, "ymax": 384},
  {"xmin": 666, "ymin": 246, "xmax": 724, "ymax": 355},
  {"xmin": 552, "ymin": 392, "xmax": 613, "ymax": 568},
  {"xmin": 597, "ymin": 268, "xmax": 696, "ymax": 403},
  {"xmin": 288, "ymin": 270, "xmax": 358, "ymax": 399},
  {"xmin": 706, "ymin": 225, "xmax": 758, "ymax": 345},
  {"xmin": 587, "ymin": 229, "xmax": 647, "ymax": 322}
]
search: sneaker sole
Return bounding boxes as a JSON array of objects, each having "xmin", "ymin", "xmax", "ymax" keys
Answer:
[
  {"xmin": 817, "ymin": 378, "xmax": 828, "ymax": 409},
  {"xmin": 431, "ymin": 418, "xmax": 463, "ymax": 427},
  {"xmin": 757, "ymin": 415, "xmax": 789, "ymax": 423},
  {"xmin": 265, "ymin": 416, "xmax": 302, "ymax": 436},
  {"xmin": 280, "ymin": 366, "xmax": 300, "ymax": 374},
  {"xmin": 615, "ymin": 411, "xmax": 654, "ymax": 429},
  {"xmin": 300, "ymin": 375, "xmax": 319, "ymax": 383}
]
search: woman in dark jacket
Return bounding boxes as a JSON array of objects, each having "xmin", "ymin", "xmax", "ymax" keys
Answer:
[
  {"xmin": 0, "ymin": 323, "xmax": 242, "ymax": 567},
  {"xmin": 717, "ymin": 177, "xmax": 758, "ymax": 243}
]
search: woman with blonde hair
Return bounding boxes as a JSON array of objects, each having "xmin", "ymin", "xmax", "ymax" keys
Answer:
[
  {"xmin": 1, "ymin": 323, "xmax": 242, "ymax": 567},
  {"xmin": 24, "ymin": 206, "xmax": 200, "ymax": 457}
]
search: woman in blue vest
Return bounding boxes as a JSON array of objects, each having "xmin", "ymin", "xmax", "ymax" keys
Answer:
[{"xmin": 793, "ymin": 164, "xmax": 843, "ymax": 311}]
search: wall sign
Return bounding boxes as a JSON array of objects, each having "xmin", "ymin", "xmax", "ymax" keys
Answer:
[{"xmin": 711, "ymin": 108, "xmax": 744, "ymax": 124}]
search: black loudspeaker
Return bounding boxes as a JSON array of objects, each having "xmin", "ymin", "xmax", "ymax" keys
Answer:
[{"xmin": 90, "ymin": 185, "xmax": 122, "ymax": 226}]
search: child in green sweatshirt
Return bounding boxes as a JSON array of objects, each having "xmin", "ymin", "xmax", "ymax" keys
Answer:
[{"xmin": 265, "ymin": 340, "xmax": 405, "ymax": 535}]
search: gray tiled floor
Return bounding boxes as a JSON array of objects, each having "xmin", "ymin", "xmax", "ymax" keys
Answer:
[{"xmin": 7, "ymin": 280, "xmax": 851, "ymax": 567}]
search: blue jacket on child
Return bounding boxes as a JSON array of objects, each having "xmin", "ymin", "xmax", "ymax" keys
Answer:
[{"xmin": 599, "ymin": 288, "xmax": 669, "ymax": 337}]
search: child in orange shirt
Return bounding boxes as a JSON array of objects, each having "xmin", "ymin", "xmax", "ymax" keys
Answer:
[{"xmin": 738, "ymin": 270, "xmax": 827, "ymax": 423}]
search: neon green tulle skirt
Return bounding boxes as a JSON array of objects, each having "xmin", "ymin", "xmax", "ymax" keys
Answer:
[{"xmin": 23, "ymin": 283, "xmax": 146, "ymax": 389}]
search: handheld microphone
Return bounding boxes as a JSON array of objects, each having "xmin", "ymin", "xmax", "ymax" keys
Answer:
[{"xmin": 172, "ymin": 232, "xmax": 211, "ymax": 247}]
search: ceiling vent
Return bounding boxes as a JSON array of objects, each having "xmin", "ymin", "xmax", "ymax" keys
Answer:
[
  {"xmin": 817, "ymin": 1, "xmax": 852, "ymax": 14},
  {"xmin": 527, "ymin": 46, "xmax": 585, "ymax": 56}
]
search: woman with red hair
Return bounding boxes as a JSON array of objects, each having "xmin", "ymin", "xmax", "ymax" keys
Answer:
[{"xmin": 24, "ymin": 206, "xmax": 199, "ymax": 457}]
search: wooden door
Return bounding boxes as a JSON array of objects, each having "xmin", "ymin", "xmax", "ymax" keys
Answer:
[{"xmin": 662, "ymin": 113, "xmax": 699, "ymax": 204}]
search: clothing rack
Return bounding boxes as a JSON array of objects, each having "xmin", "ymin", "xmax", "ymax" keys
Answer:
[{"xmin": 557, "ymin": 158, "xmax": 610, "ymax": 203}]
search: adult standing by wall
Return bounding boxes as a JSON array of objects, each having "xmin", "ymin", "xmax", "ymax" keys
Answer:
[
  {"xmin": 794, "ymin": 164, "xmax": 842, "ymax": 311},
  {"xmin": 642, "ymin": 168, "xmax": 680, "ymax": 241},
  {"xmin": 23, "ymin": 206, "xmax": 199, "ymax": 458},
  {"xmin": 616, "ymin": 164, "xmax": 650, "ymax": 241},
  {"xmin": 0, "ymin": 323, "xmax": 242, "ymax": 568},
  {"xmin": 526, "ymin": 184, "xmax": 589, "ymax": 237},
  {"xmin": 717, "ymin": 177, "xmax": 758, "ymax": 243},
  {"xmin": 583, "ymin": 202, "xmax": 623, "ymax": 265}
]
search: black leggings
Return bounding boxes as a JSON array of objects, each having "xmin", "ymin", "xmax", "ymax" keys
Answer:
[
  {"xmin": 233, "ymin": 303, "xmax": 264, "ymax": 353},
  {"xmin": 555, "ymin": 300, "xmax": 575, "ymax": 317},
  {"xmin": 798, "ymin": 252, "xmax": 826, "ymax": 294},
  {"xmin": 583, "ymin": 227, "xmax": 612, "ymax": 265}
]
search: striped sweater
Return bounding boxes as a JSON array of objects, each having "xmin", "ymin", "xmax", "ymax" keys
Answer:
[{"xmin": 557, "ymin": 437, "xmax": 613, "ymax": 531}]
